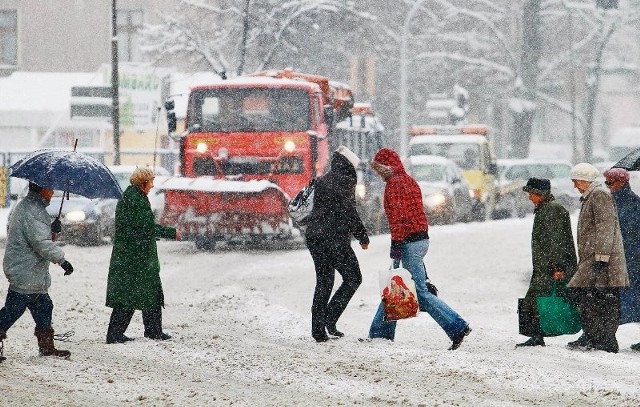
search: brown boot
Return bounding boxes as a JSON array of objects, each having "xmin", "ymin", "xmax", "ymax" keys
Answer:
[{"xmin": 34, "ymin": 328, "xmax": 71, "ymax": 358}]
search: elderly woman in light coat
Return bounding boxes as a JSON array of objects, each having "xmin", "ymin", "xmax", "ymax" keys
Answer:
[{"xmin": 567, "ymin": 163, "xmax": 629, "ymax": 353}]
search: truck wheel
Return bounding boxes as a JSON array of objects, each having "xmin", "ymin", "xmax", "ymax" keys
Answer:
[
  {"xmin": 195, "ymin": 235, "xmax": 216, "ymax": 251},
  {"xmin": 471, "ymin": 202, "xmax": 486, "ymax": 222}
]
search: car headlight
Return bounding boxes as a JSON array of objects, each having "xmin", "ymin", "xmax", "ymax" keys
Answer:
[
  {"xmin": 424, "ymin": 193, "xmax": 446, "ymax": 208},
  {"xmin": 355, "ymin": 184, "xmax": 366, "ymax": 200},
  {"xmin": 65, "ymin": 210, "xmax": 86, "ymax": 222}
]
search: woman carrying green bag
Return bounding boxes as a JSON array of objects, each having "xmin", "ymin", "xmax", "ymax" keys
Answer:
[{"xmin": 517, "ymin": 178, "xmax": 577, "ymax": 347}]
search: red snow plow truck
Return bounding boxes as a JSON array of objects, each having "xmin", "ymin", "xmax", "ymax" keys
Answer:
[{"xmin": 160, "ymin": 69, "xmax": 353, "ymax": 249}]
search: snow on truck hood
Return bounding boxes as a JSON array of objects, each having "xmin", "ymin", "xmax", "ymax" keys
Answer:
[{"xmin": 158, "ymin": 177, "xmax": 288, "ymax": 197}]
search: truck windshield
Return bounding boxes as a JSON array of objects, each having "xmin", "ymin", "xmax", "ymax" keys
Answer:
[
  {"xmin": 410, "ymin": 142, "xmax": 480, "ymax": 170},
  {"xmin": 188, "ymin": 88, "xmax": 310, "ymax": 132}
]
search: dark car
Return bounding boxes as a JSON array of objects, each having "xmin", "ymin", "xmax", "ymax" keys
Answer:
[
  {"xmin": 409, "ymin": 155, "xmax": 474, "ymax": 224},
  {"xmin": 493, "ymin": 159, "xmax": 581, "ymax": 219},
  {"xmin": 46, "ymin": 191, "xmax": 112, "ymax": 246}
]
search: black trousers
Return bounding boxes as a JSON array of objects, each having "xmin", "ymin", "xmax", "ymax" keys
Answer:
[
  {"xmin": 107, "ymin": 307, "xmax": 163, "ymax": 339},
  {"xmin": 307, "ymin": 237, "xmax": 362, "ymax": 336},
  {"xmin": 576, "ymin": 288, "xmax": 620, "ymax": 350}
]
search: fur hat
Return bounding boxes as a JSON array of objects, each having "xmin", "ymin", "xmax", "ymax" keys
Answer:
[
  {"xmin": 129, "ymin": 167, "xmax": 155, "ymax": 186},
  {"xmin": 336, "ymin": 145, "xmax": 360, "ymax": 169},
  {"xmin": 603, "ymin": 167, "xmax": 630, "ymax": 183},
  {"xmin": 522, "ymin": 177, "xmax": 551, "ymax": 195},
  {"xmin": 570, "ymin": 163, "xmax": 599, "ymax": 182}
]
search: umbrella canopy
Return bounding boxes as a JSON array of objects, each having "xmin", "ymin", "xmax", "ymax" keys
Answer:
[
  {"xmin": 10, "ymin": 149, "xmax": 123, "ymax": 199},
  {"xmin": 613, "ymin": 147, "xmax": 640, "ymax": 171}
]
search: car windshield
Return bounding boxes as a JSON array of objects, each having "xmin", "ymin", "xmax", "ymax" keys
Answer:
[
  {"xmin": 188, "ymin": 88, "xmax": 310, "ymax": 132},
  {"xmin": 503, "ymin": 163, "xmax": 572, "ymax": 181},
  {"xmin": 412, "ymin": 164, "xmax": 446, "ymax": 182},
  {"xmin": 410, "ymin": 143, "xmax": 480, "ymax": 170},
  {"xmin": 112, "ymin": 172, "xmax": 131, "ymax": 191}
]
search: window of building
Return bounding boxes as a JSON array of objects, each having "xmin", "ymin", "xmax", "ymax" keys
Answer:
[
  {"xmin": 117, "ymin": 9, "xmax": 143, "ymax": 62},
  {"xmin": 0, "ymin": 10, "xmax": 17, "ymax": 66}
]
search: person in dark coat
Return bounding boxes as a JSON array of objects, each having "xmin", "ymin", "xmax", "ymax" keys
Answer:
[
  {"xmin": 105, "ymin": 168, "xmax": 181, "ymax": 344},
  {"xmin": 517, "ymin": 178, "xmax": 577, "ymax": 347},
  {"xmin": 305, "ymin": 146, "xmax": 370, "ymax": 342},
  {"xmin": 604, "ymin": 168, "xmax": 640, "ymax": 350},
  {"xmin": 567, "ymin": 163, "xmax": 629, "ymax": 353}
]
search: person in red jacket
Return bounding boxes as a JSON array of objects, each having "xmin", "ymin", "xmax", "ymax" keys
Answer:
[{"xmin": 367, "ymin": 148, "xmax": 471, "ymax": 350}]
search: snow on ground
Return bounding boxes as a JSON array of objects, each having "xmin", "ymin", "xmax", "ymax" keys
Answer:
[{"xmin": 1, "ymin": 211, "xmax": 640, "ymax": 406}]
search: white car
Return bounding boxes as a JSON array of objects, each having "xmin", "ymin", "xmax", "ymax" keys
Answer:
[
  {"xmin": 494, "ymin": 159, "xmax": 581, "ymax": 219},
  {"xmin": 108, "ymin": 165, "xmax": 170, "ymax": 220}
]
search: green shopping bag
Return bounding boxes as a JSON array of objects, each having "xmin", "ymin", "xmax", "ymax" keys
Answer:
[{"xmin": 536, "ymin": 282, "xmax": 581, "ymax": 336}]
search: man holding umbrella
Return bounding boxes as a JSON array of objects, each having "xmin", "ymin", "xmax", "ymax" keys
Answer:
[{"xmin": 0, "ymin": 182, "xmax": 74, "ymax": 361}]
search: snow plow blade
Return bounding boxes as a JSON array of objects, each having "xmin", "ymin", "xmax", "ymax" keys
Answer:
[{"xmin": 159, "ymin": 177, "xmax": 294, "ymax": 247}]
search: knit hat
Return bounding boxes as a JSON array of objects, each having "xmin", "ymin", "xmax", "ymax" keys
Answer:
[
  {"xmin": 336, "ymin": 145, "xmax": 360, "ymax": 169},
  {"xmin": 603, "ymin": 167, "xmax": 630, "ymax": 183},
  {"xmin": 570, "ymin": 163, "xmax": 599, "ymax": 182},
  {"xmin": 522, "ymin": 177, "xmax": 551, "ymax": 195},
  {"xmin": 129, "ymin": 167, "xmax": 155, "ymax": 186}
]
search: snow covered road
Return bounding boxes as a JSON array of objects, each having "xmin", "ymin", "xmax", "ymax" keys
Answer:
[{"xmin": 1, "ymin": 216, "xmax": 640, "ymax": 406}]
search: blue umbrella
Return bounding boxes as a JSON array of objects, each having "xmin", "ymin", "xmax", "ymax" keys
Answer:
[{"xmin": 9, "ymin": 149, "xmax": 123, "ymax": 199}]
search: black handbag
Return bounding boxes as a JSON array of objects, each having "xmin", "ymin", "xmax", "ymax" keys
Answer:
[{"xmin": 518, "ymin": 298, "xmax": 539, "ymax": 337}]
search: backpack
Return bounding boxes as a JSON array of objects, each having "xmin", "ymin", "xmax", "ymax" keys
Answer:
[{"xmin": 288, "ymin": 179, "xmax": 316, "ymax": 226}]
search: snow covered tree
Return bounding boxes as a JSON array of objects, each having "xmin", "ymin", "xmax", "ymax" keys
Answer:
[{"xmin": 139, "ymin": 0, "xmax": 376, "ymax": 78}]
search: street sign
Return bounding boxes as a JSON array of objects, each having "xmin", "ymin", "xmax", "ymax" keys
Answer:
[{"xmin": 70, "ymin": 86, "xmax": 112, "ymax": 120}]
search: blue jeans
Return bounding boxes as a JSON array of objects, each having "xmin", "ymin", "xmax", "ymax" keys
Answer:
[
  {"xmin": 0, "ymin": 289, "xmax": 53, "ymax": 332},
  {"xmin": 368, "ymin": 239, "xmax": 468, "ymax": 341}
]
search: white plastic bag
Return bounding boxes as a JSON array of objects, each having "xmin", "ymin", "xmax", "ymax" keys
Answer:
[{"xmin": 379, "ymin": 265, "xmax": 419, "ymax": 321}]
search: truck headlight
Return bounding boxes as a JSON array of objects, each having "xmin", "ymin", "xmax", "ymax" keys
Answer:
[
  {"xmin": 283, "ymin": 140, "xmax": 296, "ymax": 153},
  {"xmin": 65, "ymin": 210, "xmax": 86, "ymax": 222},
  {"xmin": 196, "ymin": 142, "xmax": 208, "ymax": 153},
  {"xmin": 424, "ymin": 193, "xmax": 446, "ymax": 208}
]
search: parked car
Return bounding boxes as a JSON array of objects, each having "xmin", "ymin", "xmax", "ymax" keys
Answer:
[
  {"xmin": 493, "ymin": 159, "xmax": 581, "ymax": 219},
  {"xmin": 408, "ymin": 155, "xmax": 475, "ymax": 224}
]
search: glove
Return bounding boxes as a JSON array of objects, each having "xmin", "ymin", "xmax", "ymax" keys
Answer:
[
  {"xmin": 592, "ymin": 261, "xmax": 608, "ymax": 275},
  {"xmin": 60, "ymin": 260, "xmax": 74, "ymax": 276},
  {"xmin": 390, "ymin": 246, "xmax": 402, "ymax": 260},
  {"xmin": 51, "ymin": 218, "xmax": 62, "ymax": 234},
  {"xmin": 426, "ymin": 281, "xmax": 439, "ymax": 297}
]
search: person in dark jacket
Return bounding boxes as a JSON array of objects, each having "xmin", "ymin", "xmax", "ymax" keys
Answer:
[
  {"xmin": 567, "ymin": 163, "xmax": 628, "ymax": 353},
  {"xmin": 367, "ymin": 148, "xmax": 470, "ymax": 350},
  {"xmin": 305, "ymin": 146, "xmax": 369, "ymax": 342},
  {"xmin": 105, "ymin": 168, "xmax": 181, "ymax": 344},
  {"xmin": 517, "ymin": 178, "xmax": 577, "ymax": 347},
  {"xmin": 604, "ymin": 168, "xmax": 640, "ymax": 350},
  {"xmin": 0, "ymin": 182, "xmax": 74, "ymax": 361}
]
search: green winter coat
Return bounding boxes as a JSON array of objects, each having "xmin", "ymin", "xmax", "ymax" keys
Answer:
[
  {"xmin": 524, "ymin": 198, "xmax": 577, "ymax": 314},
  {"xmin": 106, "ymin": 185, "xmax": 176, "ymax": 310}
]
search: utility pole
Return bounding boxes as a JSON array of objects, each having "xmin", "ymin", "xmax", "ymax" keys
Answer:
[
  {"xmin": 568, "ymin": 9, "xmax": 579, "ymax": 163},
  {"xmin": 111, "ymin": 0, "xmax": 120, "ymax": 165}
]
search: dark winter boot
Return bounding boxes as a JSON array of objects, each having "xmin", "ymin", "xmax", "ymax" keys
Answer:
[
  {"xmin": 106, "ymin": 309, "xmax": 135, "ymax": 344},
  {"xmin": 326, "ymin": 323, "xmax": 344, "ymax": 337},
  {"xmin": 567, "ymin": 334, "xmax": 590, "ymax": 349},
  {"xmin": 142, "ymin": 308, "xmax": 172, "ymax": 340},
  {"xmin": 516, "ymin": 336, "xmax": 545, "ymax": 347},
  {"xmin": 449, "ymin": 326, "xmax": 472, "ymax": 350},
  {"xmin": 35, "ymin": 328, "xmax": 70, "ymax": 358},
  {"xmin": 0, "ymin": 330, "xmax": 6, "ymax": 363}
]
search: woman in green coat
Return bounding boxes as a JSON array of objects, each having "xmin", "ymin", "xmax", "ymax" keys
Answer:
[
  {"xmin": 105, "ymin": 167, "xmax": 180, "ymax": 344},
  {"xmin": 517, "ymin": 177, "xmax": 577, "ymax": 347}
]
